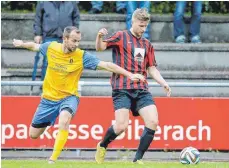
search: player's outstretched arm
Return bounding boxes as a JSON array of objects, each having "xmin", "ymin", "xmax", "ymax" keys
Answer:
[
  {"xmin": 148, "ymin": 66, "xmax": 171, "ymax": 97},
  {"xmin": 13, "ymin": 39, "xmax": 40, "ymax": 52},
  {"xmin": 95, "ymin": 28, "xmax": 108, "ymax": 51},
  {"xmin": 97, "ymin": 61, "xmax": 145, "ymax": 81}
]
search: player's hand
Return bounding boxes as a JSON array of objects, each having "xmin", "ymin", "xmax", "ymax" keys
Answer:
[
  {"xmin": 98, "ymin": 28, "xmax": 108, "ymax": 38},
  {"xmin": 34, "ymin": 36, "xmax": 42, "ymax": 44},
  {"xmin": 129, "ymin": 73, "xmax": 145, "ymax": 82},
  {"xmin": 163, "ymin": 84, "xmax": 171, "ymax": 97},
  {"xmin": 13, "ymin": 39, "xmax": 24, "ymax": 47}
]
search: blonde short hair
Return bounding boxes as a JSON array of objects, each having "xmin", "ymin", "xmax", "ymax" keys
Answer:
[{"xmin": 132, "ymin": 8, "xmax": 150, "ymax": 22}]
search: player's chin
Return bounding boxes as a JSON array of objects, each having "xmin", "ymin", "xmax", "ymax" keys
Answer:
[{"xmin": 69, "ymin": 48, "xmax": 76, "ymax": 52}]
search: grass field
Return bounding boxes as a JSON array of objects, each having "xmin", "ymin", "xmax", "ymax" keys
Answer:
[{"xmin": 1, "ymin": 160, "xmax": 229, "ymax": 168}]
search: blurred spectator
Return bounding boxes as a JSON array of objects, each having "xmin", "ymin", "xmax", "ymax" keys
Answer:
[
  {"xmin": 126, "ymin": 1, "xmax": 151, "ymax": 40},
  {"xmin": 32, "ymin": 1, "xmax": 80, "ymax": 92},
  {"xmin": 174, "ymin": 1, "xmax": 202, "ymax": 43},
  {"xmin": 89, "ymin": 1, "xmax": 126, "ymax": 14}
]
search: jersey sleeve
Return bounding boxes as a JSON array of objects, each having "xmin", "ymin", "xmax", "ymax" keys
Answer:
[
  {"xmin": 39, "ymin": 42, "xmax": 51, "ymax": 56},
  {"xmin": 83, "ymin": 51, "xmax": 100, "ymax": 70},
  {"xmin": 103, "ymin": 31, "xmax": 121, "ymax": 49},
  {"xmin": 146, "ymin": 44, "xmax": 157, "ymax": 69}
]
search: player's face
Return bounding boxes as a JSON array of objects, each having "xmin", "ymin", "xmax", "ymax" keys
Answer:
[
  {"xmin": 132, "ymin": 19, "xmax": 149, "ymax": 38},
  {"xmin": 64, "ymin": 31, "xmax": 81, "ymax": 53}
]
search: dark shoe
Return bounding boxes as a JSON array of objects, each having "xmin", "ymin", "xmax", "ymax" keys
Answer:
[
  {"xmin": 117, "ymin": 8, "xmax": 126, "ymax": 14},
  {"xmin": 89, "ymin": 8, "xmax": 102, "ymax": 14}
]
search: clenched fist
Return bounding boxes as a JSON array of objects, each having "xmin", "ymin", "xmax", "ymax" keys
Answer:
[
  {"xmin": 13, "ymin": 39, "xmax": 24, "ymax": 47},
  {"xmin": 98, "ymin": 28, "xmax": 108, "ymax": 37}
]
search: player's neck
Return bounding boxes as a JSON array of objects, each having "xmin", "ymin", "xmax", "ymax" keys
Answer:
[
  {"xmin": 130, "ymin": 28, "xmax": 141, "ymax": 39},
  {"xmin": 62, "ymin": 44, "xmax": 70, "ymax": 54}
]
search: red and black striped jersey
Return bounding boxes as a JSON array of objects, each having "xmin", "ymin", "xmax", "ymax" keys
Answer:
[{"xmin": 104, "ymin": 30, "xmax": 157, "ymax": 90}]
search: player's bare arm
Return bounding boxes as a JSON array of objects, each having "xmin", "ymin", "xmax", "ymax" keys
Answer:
[
  {"xmin": 13, "ymin": 39, "xmax": 40, "ymax": 52},
  {"xmin": 148, "ymin": 66, "xmax": 171, "ymax": 97},
  {"xmin": 95, "ymin": 28, "xmax": 108, "ymax": 51},
  {"xmin": 97, "ymin": 61, "xmax": 145, "ymax": 81}
]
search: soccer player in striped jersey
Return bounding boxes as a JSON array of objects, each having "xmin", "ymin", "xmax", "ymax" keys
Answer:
[
  {"xmin": 95, "ymin": 8, "xmax": 172, "ymax": 164},
  {"xmin": 13, "ymin": 26, "xmax": 145, "ymax": 164}
]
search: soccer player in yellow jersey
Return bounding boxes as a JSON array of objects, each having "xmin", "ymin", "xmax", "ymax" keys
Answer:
[{"xmin": 13, "ymin": 26, "xmax": 145, "ymax": 164}]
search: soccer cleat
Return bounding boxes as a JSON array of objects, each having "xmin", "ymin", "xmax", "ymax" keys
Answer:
[
  {"xmin": 133, "ymin": 159, "xmax": 144, "ymax": 165},
  {"xmin": 48, "ymin": 159, "xmax": 55, "ymax": 164},
  {"xmin": 95, "ymin": 141, "xmax": 106, "ymax": 164}
]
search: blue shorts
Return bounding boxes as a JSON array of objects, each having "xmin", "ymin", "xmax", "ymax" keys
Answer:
[
  {"xmin": 31, "ymin": 96, "xmax": 79, "ymax": 128},
  {"xmin": 112, "ymin": 89, "xmax": 155, "ymax": 116}
]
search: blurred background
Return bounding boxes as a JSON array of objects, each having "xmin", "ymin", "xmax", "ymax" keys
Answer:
[{"xmin": 2, "ymin": 1, "xmax": 229, "ymax": 14}]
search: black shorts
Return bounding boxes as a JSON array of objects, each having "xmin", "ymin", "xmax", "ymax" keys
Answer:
[{"xmin": 112, "ymin": 89, "xmax": 155, "ymax": 116}]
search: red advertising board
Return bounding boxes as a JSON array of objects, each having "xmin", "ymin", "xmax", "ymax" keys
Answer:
[{"xmin": 1, "ymin": 96, "xmax": 229, "ymax": 150}]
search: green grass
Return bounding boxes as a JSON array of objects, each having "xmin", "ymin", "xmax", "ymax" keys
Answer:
[{"xmin": 1, "ymin": 160, "xmax": 229, "ymax": 168}]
